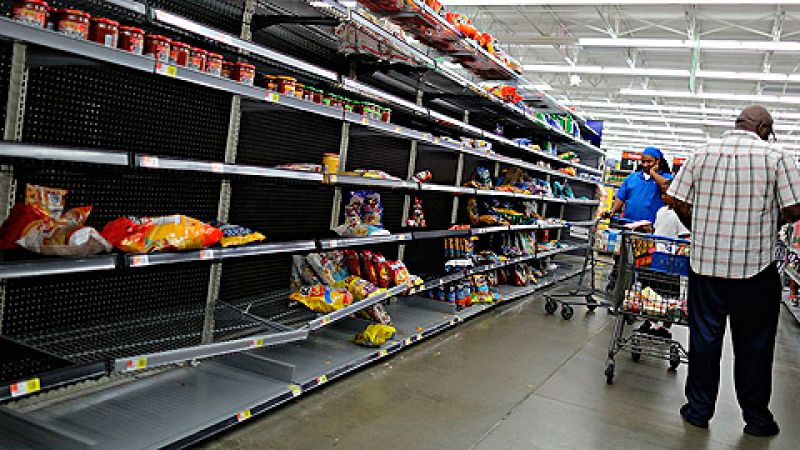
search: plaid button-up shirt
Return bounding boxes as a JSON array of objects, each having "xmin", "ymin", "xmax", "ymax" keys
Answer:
[{"xmin": 668, "ymin": 130, "xmax": 800, "ymax": 279}]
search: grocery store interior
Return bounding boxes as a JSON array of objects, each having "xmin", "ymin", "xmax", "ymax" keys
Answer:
[{"xmin": 0, "ymin": 0, "xmax": 799, "ymax": 449}]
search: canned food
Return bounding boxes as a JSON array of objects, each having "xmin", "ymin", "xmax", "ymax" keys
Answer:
[
  {"xmin": 380, "ymin": 106, "xmax": 391, "ymax": 123},
  {"xmin": 118, "ymin": 26, "xmax": 144, "ymax": 55},
  {"xmin": 12, "ymin": 0, "xmax": 48, "ymax": 28},
  {"xmin": 206, "ymin": 52, "xmax": 223, "ymax": 76},
  {"xmin": 89, "ymin": 17, "xmax": 119, "ymax": 48},
  {"xmin": 188, "ymin": 47, "xmax": 207, "ymax": 71},
  {"xmin": 261, "ymin": 74, "xmax": 277, "ymax": 90},
  {"xmin": 169, "ymin": 41, "xmax": 191, "ymax": 66},
  {"xmin": 221, "ymin": 61, "xmax": 234, "ymax": 79},
  {"xmin": 45, "ymin": 6, "xmax": 56, "ymax": 30},
  {"xmin": 56, "ymin": 9, "xmax": 90, "ymax": 39},
  {"xmin": 144, "ymin": 34, "xmax": 171, "ymax": 63},
  {"xmin": 232, "ymin": 62, "xmax": 255, "ymax": 85},
  {"xmin": 275, "ymin": 76, "xmax": 296, "ymax": 95}
]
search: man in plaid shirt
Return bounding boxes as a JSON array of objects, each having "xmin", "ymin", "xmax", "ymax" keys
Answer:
[{"xmin": 668, "ymin": 105, "xmax": 800, "ymax": 436}]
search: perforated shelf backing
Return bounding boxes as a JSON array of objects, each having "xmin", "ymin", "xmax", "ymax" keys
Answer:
[
  {"xmin": 2, "ymin": 263, "xmax": 212, "ymax": 362},
  {"xmin": 238, "ymin": 109, "xmax": 342, "ymax": 167},
  {"xmin": 12, "ymin": 167, "xmax": 222, "ymax": 229},
  {"xmin": 347, "ymin": 134, "xmax": 411, "ymax": 180},
  {"xmin": 23, "ymin": 65, "xmax": 231, "ymax": 161}
]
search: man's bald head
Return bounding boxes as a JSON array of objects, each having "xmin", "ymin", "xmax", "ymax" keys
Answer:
[{"xmin": 736, "ymin": 105, "xmax": 774, "ymax": 141}]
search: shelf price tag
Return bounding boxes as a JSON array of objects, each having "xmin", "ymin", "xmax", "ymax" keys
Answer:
[
  {"xmin": 10, "ymin": 378, "xmax": 41, "ymax": 398},
  {"xmin": 361, "ymin": 117, "xmax": 369, "ymax": 126},
  {"xmin": 155, "ymin": 62, "xmax": 177, "ymax": 77},
  {"xmin": 250, "ymin": 338, "xmax": 264, "ymax": 348},
  {"xmin": 288, "ymin": 384, "xmax": 302, "ymax": 397},
  {"xmin": 316, "ymin": 374, "xmax": 328, "ymax": 385},
  {"xmin": 320, "ymin": 316, "xmax": 331, "ymax": 326},
  {"xmin": 267, "ymin": 92, "xmax": 280, "ymax": 103},
  {"xmin": 198, "ymin": 250, "xmax": 215, "ymax": 260},
  {"xmin": 126, "ymin": 357, "xmax": 147, "ymax": 371},
  {"xmin": 130, "ymin": 255, "xmax": 150, "ymax": 267},
  {"xmin": 393, "ymin": 125, "xmax": 401, "ymax": 133},
  {"xmin": 140, "ymin": 156, "xmax": 159, "ymax": 168},
  {"xmin": 236, "ymin": 410, "xmax": 252, "ymax": 422},
  {"xmin": 378, "ymin": 349, "xmax": 388, "ymax": 357},
  {"xmin": 210, "ymin": 162, "xmax": 224, "ymax": 174}
]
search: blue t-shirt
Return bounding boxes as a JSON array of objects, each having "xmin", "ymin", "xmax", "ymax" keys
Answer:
[{"xmin": 616, "ymin": 171, "xmax": 673, "ymax": 223}]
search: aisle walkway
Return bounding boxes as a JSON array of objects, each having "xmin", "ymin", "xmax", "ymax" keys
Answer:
[{"xmin": 199, "ymin": 288, "xmax": 800, "ymax": 449}]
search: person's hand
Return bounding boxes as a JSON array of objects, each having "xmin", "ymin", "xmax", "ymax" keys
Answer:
[{"xmin": 649, "ymin": 166, "xmax": 659, "ymax": 177}]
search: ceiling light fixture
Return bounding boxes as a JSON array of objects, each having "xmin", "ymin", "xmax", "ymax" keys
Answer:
[
  {"xmin": 620, "ymin": 88, "xmax": 800, "ymax": 105},
  {"xmin": 603, "ymin": 123, "xmax": 707, "ymax": 135},
  {"xmin": 576, "ymin": 38, "xmax": 800, "ymax": 52},
  {"xmin": 443, "ymin": 1, "xmax": 800, "ymax": 5},
  {"xmin": 566, "ymin": 100, "xmax": 800, "ymax": 120},
  {"xmin": 522, "ymin": 64, "xmax": 800, "ymax": 83}
]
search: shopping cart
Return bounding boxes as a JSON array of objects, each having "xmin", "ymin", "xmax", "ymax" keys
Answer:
[
  {"xmin": 605, "ymin": 231, "xmax": 690, "ymax": 385},
  {"xmin": 543, "ymin": 219, "xmax": 610, "ymax": 320}
]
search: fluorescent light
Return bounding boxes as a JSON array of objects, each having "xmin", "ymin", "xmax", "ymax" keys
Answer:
[
  {"xmin": 443, "ymin": 1, "xmax": 800, "ymax": 4},
  {"xmin": 567, "ymin": 100, "xmax": 800, "ymax": 120},
  {"xmin": 604, "ymin": 123, "xmax": 707, "ymax": 135},
  {"xmin": 603, "ymin": 131, "xmax": 710, "ymax": 143},
  {"xmin": 577, "ymin": 38, "xmax": 800, "ymax": 52},
  {"xmin": 523, "ymin": 65, "xmax": 800, "ymax": 83},
  {"xmin": 620, "ymin": 88, "xmax": 800, "ymax": 105}
]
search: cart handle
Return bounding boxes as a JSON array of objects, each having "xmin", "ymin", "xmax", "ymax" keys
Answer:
[{"xmin": 623, "ymin": 230, "xmax": 691, "ymax": 245}]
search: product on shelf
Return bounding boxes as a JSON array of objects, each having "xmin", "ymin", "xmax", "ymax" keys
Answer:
[
  {"xmin": 187, "ymin": 47, "xmax": 207, "ymax": 71},
  {"xmin": 118, "ymin": 25, "xmax": 144, "ymax": 55},
  {"xmin": 231, "ymin": 62, "xmax": 255, "ymax": 85},
  {"xmin": 355, "ymin": 302, "xmax": 392, "ymax": 325},
  {"xmin": 210, "ymin": 221, "xmax": 266, "ymax": 247},
  {"xmin": 275, "ymin": 162, "xmax": 323, "ymax": 172},
  {"xmin": 206, "ymin": 52, "xmax": 223, "ymax": 76},
  {"xmin": 341, "ymin": 169, "xmax": 399, "ymax": 180},
  {"xmin": 352, "ymin": 323, "xmax": 396, "ymax": 347},
  {"xmin": 89, "ymin": 17, "xmax": 119, "ymax": 48},
  {"xmin": 12, "ymin": 0, "xmax": 48, "ymax": 28},
  {"xmin": 101, "ymin": 214, "xmax": 222, "ymax": 253},
  {"xmin": 56, "ymin": 8, "xmax": 90, "ymax": 39},
  {"xmin": 343, "ymin": 275, "xmax": 379, "ymax": 301},
  {"xmin": 290, "ymin": 284, "xmax": 353, "ymax": 313},
  {"xmin": 169, "ymin": 40, "xmax": 191, "ymax": 66},
  {"xmin": 335, "ymin": 190, "xmax": 388, "ymax": 237},
  {"xmin": 144, "ymin": 34, "xmax": 171, "ymax": 63},
  {"xmin": 322, "ymin": 153, "xmax": 340, "ymax": 174},
  {"xmin": 463, "ymin": 166, "xmax": 493, "ymax": 190}
]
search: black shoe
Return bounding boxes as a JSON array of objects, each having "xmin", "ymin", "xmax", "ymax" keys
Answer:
[
  {"xmin": 744, "ymin": 421, "xmax": 780, "ymax": 437},
  {"xmin": 680, "ymin": 404, "xmax": 709, "ymax": 429}
]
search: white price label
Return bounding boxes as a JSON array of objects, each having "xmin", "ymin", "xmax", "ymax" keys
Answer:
[
  {"xmin": 126, "ymin": 357, "xmax": 147, "ymax": 371},
  {"xmin": 140, "ymin": 156, "xmax": 159, "ymax": 168},
  {"xmin": 130, "ymin": 255, "xmax": 149, "ymax": 267},
  {"xmin": 199, "ymin": 250, "xmax": 215, "ymax": 260},
  {"xmin": 210, "ymin": 163, "xmax": 224, "ymax": 173},
  {"xmin": 10, "ymin": 378, "xmax": 40, "ymax": 398},
  {"xmin": 288, "ymin": 384, "xmax": 302, "ymax": 397},
  {"xmin": 250, "ymin": 338, "xmax": 264, "ymax": 348},
  {"xmin": 378, "ymin": 349, "xmax": 388, "ymax": 357},
  {"xmin": 361, "ymin": 117, "xmax": 369, "ymax": 125},
  {"xmin": 236, "ymin": 410, "xmax": 252, "ymax": 422},
  {"xmin": 267, "ymin": 92, "xmax": 280, "ymax": 103}
]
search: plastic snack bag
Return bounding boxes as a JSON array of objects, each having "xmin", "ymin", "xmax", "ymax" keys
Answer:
[
  {"xmin": 289, "ymin": 284, "xmax": 353, "ymax": 313},
  {"xmin": 361, "ymin": 250, "xmax": 378, "ymax": 284},
  {"xmin": 372, "ymin": 252, "xmax": 392, "ymax": 288},
  {"xmin": 290, "ymin": 255, "xmax": 320, "ymax": 291},
  {"xmin": 353, "ymin": 323, "xmax": 396, "ymax": 347},
  {"xmin": 344, "ymin": 250, "xmax": 361, "ymax": 277},
  {"xmin": 16, "ymin": 205, "xmax": 112, "ymax": 257},
  {"xmin": 210, "ymin": 221, "xmax": 265, "ymax": 247},
  {"xmin": 101, "ymin": 215, "xmax": 222, "ymax": 253},
  {"xmin": 306, "ymin": 252, "xmax": 348, "ymax": 286},
  {"xmin": 343, "ymin": 275, "xmax": 379, "ymax": 301},
  {"xmin": 25, "ymin": 184, "xmax": 67, "ymax": 218},
  {"xmin": 386, "ymin": 260, "xmax": 411, "ymax": 286},
  {"xmin": 359, "ymin": 191, "xmax": 383, "ymax": 227},
  {"xmin": 0, "ymin": 203, "xmax": 48, "ymax": 250}
]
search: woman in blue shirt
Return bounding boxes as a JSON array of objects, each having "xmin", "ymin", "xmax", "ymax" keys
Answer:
[{"xmin": 605, "ymin": 147, "xmax": 673, "ymax": 223}]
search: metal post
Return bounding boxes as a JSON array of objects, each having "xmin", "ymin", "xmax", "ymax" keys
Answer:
[
  {"xmin": 398, "ymin": 87, "xmax": 424, "ymax": 260},
  {"xmin": 201, "ymin": 2, "xmax": 253, "ymax": 344},
  {"xmin": 330, "ymin": 61, "xmax": 358, "ymax": 230},
  {"xmin": 451, "ymin": 109, "xmax": 469, "ymax": 224}
]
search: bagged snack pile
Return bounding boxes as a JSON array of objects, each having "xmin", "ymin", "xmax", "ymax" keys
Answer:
[
  {"xmin": 335, "ymin": 190, "xmax": 389, "ymax": 237},
  {"xmin": 211, "ymin": 221, "xmax": 266, "ymax": 247},
  {"xmin": 353, "ymin": 323, "xmax": 396, "ymax": 347},
  {"xmin": 101, "ymin": 215, "xmax": 223, "ymax": 253},
  {"xmin": 0, "ymin": 184, "xmax": 111, "ymax": 257},
  {"xmin": 290, "ymin": 284, "xmax": 354, "ymax": 314}
]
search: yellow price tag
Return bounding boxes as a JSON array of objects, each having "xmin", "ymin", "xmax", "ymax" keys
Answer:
[
  {"xmin": 378, "ymin": 349, "xmax": 388, "ymax": 357},
  {"xmin": 127, "ymin": 357, "xmax": 147, "ymax": 370},
  {"xmin": 415, "ymin": 333, "xmax": 423, "ymax": 341},
  {"xmin": 165, "ymin": 65, "xmax": 177, "ymax": 77},
  {"xmin": 361, "ymin": 117, "xmax": 369, "ymax": 125},
  {"xmin": 404, "ymin": 338, "xmax": 412, "ymax": 346},
  {"xmin": 394, "ymin": 125, "xmax": 401, "ymax": 133},
  {"xmin": 236, "ymin": 410, "xmax": 252, "ymax": 422},
  {"xmin": 317, "ymin": 374, "xmax": 328, "ymax": 384},
  {"xmin": 321, "ymin": 317, "xmax": 331, "ymax": 325},
  {"xmin": 250, "ymin": 338, "xmax": 264, "ymax": 348},
  {"xmin": 288, "ymin": 384, "xmax": 302, "ymax": 397},
  {"xmin": 10, "ymin": 377, "xmax": 41, "ymax": 397},
  {"xmin": 267, "ymin": 92, "xmax": 280, "ymax": 103}
]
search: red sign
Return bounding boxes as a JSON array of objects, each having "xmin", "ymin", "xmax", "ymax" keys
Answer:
[
  {"xmin": 622, "ymin": 151, "xmax": 642, "ymax": 160},
  {"xmin": 673, "ymin": 157, "xmax": 687, "ymax": 165}
]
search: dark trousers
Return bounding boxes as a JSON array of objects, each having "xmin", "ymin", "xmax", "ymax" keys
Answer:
[{"xmin": 686, "ymin": 263, "xmax": 781, "ymax": 427}]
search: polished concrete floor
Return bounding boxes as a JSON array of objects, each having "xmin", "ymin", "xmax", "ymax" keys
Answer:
[{"xmin": 199, "ymin": 285, "xmax": 800, "ymax": 449}]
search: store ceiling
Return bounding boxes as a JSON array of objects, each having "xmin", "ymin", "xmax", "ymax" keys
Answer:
[{"xmin": 442, "ymin": 0, "xmax": 800, "ymax": 157}]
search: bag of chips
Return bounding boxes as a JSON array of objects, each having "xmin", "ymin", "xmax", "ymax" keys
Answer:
[
  {"xmin": 289, "ymin": 284, "xmax": 353, "ymax": 313},
  {"xmin": 0, "ymin": 203, "xmax": 47, "ymax": 250},
  {"xmin": 210, "ymin": 221, "xmax": 265, "ymax": 247},
  {"xmin": 386, "ymin": 260, "xmax": 410, "ymax": 286},
  {"xmin": 25, "ymin": 184, "xmax": 67, "ymax": 218},
  {"xmin": 372, "ymin": 252, "xmax": 392, "ymax": 288},
  {"xmin": 344, "ymin": 250, "xmax": 361, "ymax": 277},
  {"xmin": 290, "ymin": 255, "xmax": 320, "ymax": 291},
  {"xmin": 353, "ymin": 323, "xmax": 396, "ymax": 347},
  {"xmin": 361, "ymin": 250, "xmax": 378, "ymax": 284},
  {"xmin": 343, "ymin": 275, "xmax": 379, "ymax": 301},
  {"xmin": 101, "ymin": 215, "xmax": 222, "ymax": 253}
]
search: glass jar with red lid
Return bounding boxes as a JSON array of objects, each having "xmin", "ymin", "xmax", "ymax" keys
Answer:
[
  {"xmin": 380, "ymin": 107, "xmax": 392, "ymax": 123},
  {"xmin": 187, "ymin": 47, "xmax": 207, "ymax": 71},
  {"xmin": 169, "ymin": 41, "xmax": 191, "ymax": 66},
  {"xmin": 221, "ymin": 61, "xmax": 235, "ymax": 79},
  {"xmin": 56, "ymin": 9, "xmax": 90, "ymax": 39},
  {"xmin": 274, "ymin": 76, "xmax": 296, "ymax": 96},
  {"xmin": 206, "ymin": 53, "xmax": 223, "ymax": 76},
  {"xmin": 294, "ymin": 83, "xmax": 304, "ymax": 99},
  {"xmin": 118, "ymin": 26, "xmax": 144, "ymax": 55},
  {"xmin": 232, "ymin": 62, "xmax": 255, "ymax": 85},
  {"xmin": 89, "ymin": 17, "xmax": 119, "ymax": 48},
  {"xmin": 12, "ymin": 0, "xmax": 48, "ymax": 28},
  {"xmin": 144, "ymin": 34, "xmax": 171, "ymax": 63},
  {"xmin": 45, "ymin": 6, "xmax": 56, "ymax": 30}
]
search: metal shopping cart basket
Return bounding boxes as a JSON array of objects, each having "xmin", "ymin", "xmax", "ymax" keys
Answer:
[
  {"xmin": 543, "ymin": 219, "xmax": 611, "ymax": 320},
  {"xmin": 605, "ymin": 231, "xmax": 691, "ymax": 385}
]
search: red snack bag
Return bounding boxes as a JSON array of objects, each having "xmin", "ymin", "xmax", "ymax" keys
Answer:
[
  {"xmin": 344, "ymin": 250, "xmax": 361, "ymax": 277},
  {"xmin": 360, "ymin": 250, "xmax": 378, "ymax": 284},
  {"xmin": 386, "ymin": 260, "xmax": 410, "ymax": 286},
  {"xmin": 372, "ymin": 252, "xmax": 391, "ymax": 288},
  {"xmin": 513, "ymin": 265, "xmax": 527, "ymax": 286},
  {"xmin": 0, "ymin": 203, "xmax": 48, "ymax": 250}
]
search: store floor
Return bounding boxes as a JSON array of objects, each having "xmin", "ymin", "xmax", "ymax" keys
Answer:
[{"xmin": 198, "ymin": 286, "xmax": 800, "ymax": 450}]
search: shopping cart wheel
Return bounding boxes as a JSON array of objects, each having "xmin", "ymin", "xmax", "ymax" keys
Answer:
[
  {"xmin": 561, "ymin": 305, "xmax": 574, "ymax": 320},
  {"xmin": 586, "ymin": 295, "xmax": 598, "ymax": 312},
  {"xmin": 544, "ymin": 299, "xmax": 558, "ymax": 315},
  {"xmin": 669, "ymin": 346, "xmax": 681, "ymax": 371},
  {"xmin": 605, "ymin": 362, "xmax": 615, "ymax": 385}
]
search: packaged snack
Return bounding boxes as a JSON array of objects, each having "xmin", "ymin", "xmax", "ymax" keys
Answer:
[
  {"xmin": 17, "ymin": 222, "xmax": 111, "ymax": 257},
  {"xmin": 290, "ymin": 254, "xmax": 320, "ymax": 290},
  {"xmin": 344, "ymin": 250, "xmax": 361, "ymax": 277},
  {"xmin": 466, "ymin": 198, "xmax": 480, "ymax": 226},
  {"xmin": 386, "ymin": 260, "xmax": 411, "ymax": 286},
  {"xmin": 513, "ymin": 265, "xmax": 528, "ymax": 286},
  {"xmin": 372, "ymin": 253, "xmax": 392, "ymax": 288},
  {"xmin": 358, "ymin": 191, "xmax": 383, "ymax": 227},
  {"xmin": 101, "ymin": 215, "xmax": 222, "ymax": 253},
  {"xmin": 361, "ymin": 250, "xmax": 378, "ymax": 284},
  {"xmin": 343, "ymin": 275, "xmax": 378, "ymax": 301},
  {"xmin": 0, "ymin": 203, "xmax": 47, "ymax": 250},
  {"xmin": 353, "ymin": 324, "xmax": 396, "ymax": 347},
  {"xmin": 210, "ymin": 221, "xmax": 266, "ymax": 247},
  {"xmin": 26, "ymin": 184, "xmax": 67, "ymax": 218},
  {"xmin": 306, "ymin": 252, "xmax": 347, "ymax": 286},
  {"xmin": 274, "ymin": 163, "xmax": 323, "ymax": 172},
  {"xmin": 290, "ymin": 284, "xmax": 353, "ymax": 313}
]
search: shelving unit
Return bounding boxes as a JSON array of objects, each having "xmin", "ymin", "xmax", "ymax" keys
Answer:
[{"xmin": 0, "ymin": 0, "xmax": 602, "ymax": 447}]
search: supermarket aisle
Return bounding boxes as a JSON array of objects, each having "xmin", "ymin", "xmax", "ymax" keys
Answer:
[{"xmin": 199, "ymin": 289, "xmax": 800, "ymax": 450}]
